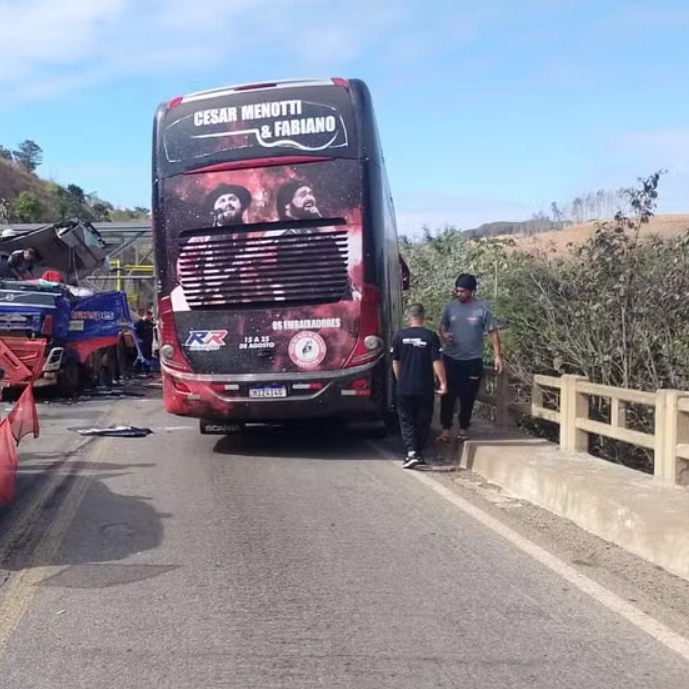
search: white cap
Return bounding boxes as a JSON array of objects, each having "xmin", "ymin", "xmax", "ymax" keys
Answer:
[{"xmin": 1, "ymin": 228, "xmax": 17, "ymax": 238}]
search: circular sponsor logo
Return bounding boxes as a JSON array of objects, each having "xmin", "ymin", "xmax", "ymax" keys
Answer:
[{"xmin": 288, "ymin": 331, "xmax": 327, "ymax": 369}]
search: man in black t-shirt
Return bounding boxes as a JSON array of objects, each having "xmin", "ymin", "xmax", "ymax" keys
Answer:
[
  {"xmin": 0, "ymin": 247, "xmax": 37, "ymax": 280},
  {"xmin": 391, "ymin": 303, "xmax": 448, "ymax": 469}
]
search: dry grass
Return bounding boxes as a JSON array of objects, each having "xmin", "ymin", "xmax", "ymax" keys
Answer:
[
  {"xmin": 0, "ymin": 158, "xmax": 48, "ymax": 202},
  {"xmin": 503, "ymin": 214, "xmax": 689, "ymax": 255}
]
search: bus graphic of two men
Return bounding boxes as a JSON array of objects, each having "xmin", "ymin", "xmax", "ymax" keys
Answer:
[{"xmin": 171, "ymin": 179, "xmax": 358, "ymax": 311}]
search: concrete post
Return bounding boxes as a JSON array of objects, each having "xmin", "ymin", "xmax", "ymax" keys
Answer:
[
  {"xmin": 560, "ymin": 374, "xmax": 588, "ymax": 454},
  {"xmin": 654, "ymin": 390, "xmax": 689, "ymax": 485}
]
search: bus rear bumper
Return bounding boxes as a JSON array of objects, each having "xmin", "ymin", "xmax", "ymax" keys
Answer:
[{"xmin": 161, "ymin": 360, "xmax": 387, "ymax": 424}]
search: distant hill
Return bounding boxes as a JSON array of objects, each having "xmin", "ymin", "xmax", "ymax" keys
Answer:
[
  {"xmin": 0, "ymin": 145, "xmax": 148, "ymax": 225},
  {"xmin": 497, "ymin": 214, "xmax": 689, "ymax": 254},
  {"xmin": 463, "ymin": 217, "xmax": 571, "ymax": 239}
]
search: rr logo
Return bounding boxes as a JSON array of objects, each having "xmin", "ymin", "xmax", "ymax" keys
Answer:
[{"xmin": 184, "ymin": 330, "xmax": 228, "ymax": 351}]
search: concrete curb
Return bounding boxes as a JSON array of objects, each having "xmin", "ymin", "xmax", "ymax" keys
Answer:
[{"xmin": 435, "ymin": 419, "xmax": 689, "ymax": 582}]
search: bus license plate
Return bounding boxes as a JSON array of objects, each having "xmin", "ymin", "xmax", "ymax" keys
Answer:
[{"xmin": 249, "ymin": 385, "xmax": 287, "ymax": 399}]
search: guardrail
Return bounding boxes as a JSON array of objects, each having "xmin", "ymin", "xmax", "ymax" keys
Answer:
[
  {"xmin": 531, "ymin": 374, "xmax": 689, "ymax": 487},
  {"xmin": 475, "ymin": 367, "xmax": 525, "ymax": 429}
]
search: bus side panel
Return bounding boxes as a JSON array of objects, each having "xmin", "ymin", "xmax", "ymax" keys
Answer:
[
  {"xmin": 152, "ymin": 103, "xmax": 170, "ymax": 303},
  {"xmin": 349, "ymin": 79, "xmax": 402, "ymax": 416}
]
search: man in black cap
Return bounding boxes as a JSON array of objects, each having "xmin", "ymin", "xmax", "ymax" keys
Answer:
[
  {"xmin": 173, "ymin": 183, "xmax": 252, "ymax": 308},
  {"xmin": 437, "ymin": 273, "xmax": 503, "ymax": 443},
  {"xmin": 205, "ymin": 184, "xmax": 251, "ymax": 226},
  {"xmin": 392, "ymin": 303, "xmax": 447, "ymax": 469}
]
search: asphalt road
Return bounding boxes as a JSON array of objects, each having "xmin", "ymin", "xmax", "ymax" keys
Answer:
[{"xmin": 1, "ymin": 395, "xmax": 689, "ymax": 688}]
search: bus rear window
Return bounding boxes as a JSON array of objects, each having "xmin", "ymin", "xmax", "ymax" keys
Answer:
[{"xmin": 160, "ymin": 85, "xmax": 358, "ymax": 174}]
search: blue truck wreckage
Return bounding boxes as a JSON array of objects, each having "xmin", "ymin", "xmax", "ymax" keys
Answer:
[{"xmin": 0, "ymin": 220, "xmax": 154, "ymax": 392}]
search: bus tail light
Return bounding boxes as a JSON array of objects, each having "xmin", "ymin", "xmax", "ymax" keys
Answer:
[
  {"xmin": 292, "ymin": 382, "xmax": 323, "ymax": 391},
  {"xmin": 167, "ymin": 96, "xmax": 184, "ymax": 110},
  {"xmin": 173, "ymin": 380, "xmax": 192, "ymax": 394},
  {"xmin": 345, "ymin": 284, "xmax": 383, "ymax": 367},
  {"xmin": 331, "ymin": 78, "xmax": 350, "ymax": 88},
  {"xmin": 157, "ymin": 297, "xmax": 193, "ymax": 373},
  {"xmin": 342, "ymin": 378, "xmax": 371, "ymax": 397}
]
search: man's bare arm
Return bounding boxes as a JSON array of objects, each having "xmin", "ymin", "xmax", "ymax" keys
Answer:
[
  {"xmin": 433, "ymin": 359, "xmax": 448, "ymax": 393},
  {"xmin": 439, "ymin": 323, "xmax": 452, "ymax": 342},
  {"xmin": 392, "ymin": 360, "xmax": 401, "ymax": 380},
  {"xmin": 489, "ymin": 330, "xmax": 504, "ymax": 373}
]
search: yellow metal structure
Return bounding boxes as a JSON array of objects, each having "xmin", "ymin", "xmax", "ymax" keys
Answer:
[{"xmin": 109, "ymin": 258, "xmax": 155, "ymax": 310}]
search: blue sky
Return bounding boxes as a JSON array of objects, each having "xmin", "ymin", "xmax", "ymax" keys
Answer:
[{"xmin": 0, "ymin": 0, "xmax": 688, "ymax": 235}]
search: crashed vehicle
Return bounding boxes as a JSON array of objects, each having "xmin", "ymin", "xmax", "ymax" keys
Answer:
[
  {"xmin": 0, "ymin": 218, "xmax": 109, "ymax": 278},
  {"xmin": 0, "ymin": 219, "xmax": 138, "ymax": 392},
  {"xmin": 0, "ymin": 280, "xmax": 135, "ymax": 392}
]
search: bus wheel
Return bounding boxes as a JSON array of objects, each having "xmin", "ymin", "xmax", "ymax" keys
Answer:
[
  {"xmin": 358, "ymin": 417, "xmax": 391, "ymax": 440},
  {"xmin": 384, "ymin": 409, "xmax": 400, "ymax": 435},
  {"xmin": 199, "ymin": 419, "xmax": 245, "ymax": 435}
]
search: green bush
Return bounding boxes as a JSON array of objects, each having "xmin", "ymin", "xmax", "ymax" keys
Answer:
[{"xmin": 401, "ymin": 171, "xmax": 689, "ymax": 472}]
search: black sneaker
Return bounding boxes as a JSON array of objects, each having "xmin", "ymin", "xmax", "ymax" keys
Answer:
[{"xmin": 402, "ymin": 452, "xmax": 420, "ymax": 469}]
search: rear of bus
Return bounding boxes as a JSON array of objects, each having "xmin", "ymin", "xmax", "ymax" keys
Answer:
[{"xmin": 152, "ymin": 78, "xmax": 396, "ymax": 428}]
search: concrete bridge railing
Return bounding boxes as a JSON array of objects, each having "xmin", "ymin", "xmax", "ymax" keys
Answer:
[{"xmin": 475, "ymin": 370, "xmax": 689, "ymax": 487}]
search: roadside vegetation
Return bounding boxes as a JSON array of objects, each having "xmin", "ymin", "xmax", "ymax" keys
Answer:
[{"xmin": 401, "ymin": 172, "xmax": 689, "ymax": 473}]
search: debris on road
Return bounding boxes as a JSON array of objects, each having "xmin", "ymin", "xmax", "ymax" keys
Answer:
[{"xmin": 68, "ymin": 425, "xmax": 154, "ymax": 438}]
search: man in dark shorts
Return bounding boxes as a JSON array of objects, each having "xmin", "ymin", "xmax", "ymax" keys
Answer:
[
  {"xmin": 392, "ymin": 303, "xmax": 448, "ymax": 469},
  {"xmin": 438, "ymin": 273, "xmax": 503, "ymax": 443}
]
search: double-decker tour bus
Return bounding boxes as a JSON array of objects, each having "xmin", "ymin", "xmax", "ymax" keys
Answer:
[{"xmin": 151, "ymin": 77, "xmax": 410, "ymax": 434}]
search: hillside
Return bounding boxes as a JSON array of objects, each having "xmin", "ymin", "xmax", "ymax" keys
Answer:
[
  {"xmin": 464, "ymin": 217, "xmax": 569, "ymax": 239},
  {"xmin": 0, "ymin": 158, "xmax": 48, "ymax": 206},
  {"xmin": 0, "ymin": 154, "xmax": 148, "ymax": 224},
  {"xmin": 501, "ymin": 213, "xmax": 689, "ymax": 254}
]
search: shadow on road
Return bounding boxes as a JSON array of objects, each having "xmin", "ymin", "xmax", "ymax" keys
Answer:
[
  {"xmin": 3, "ymin": 464, "xmax": 173, "ymax": 588},
  {"xmin": 213, "ymin": 421, "xmax": 393, "ymax": 462},
  {"xmin": 212, "ymin": 421, "xmax": 467, "ymax": 471}
]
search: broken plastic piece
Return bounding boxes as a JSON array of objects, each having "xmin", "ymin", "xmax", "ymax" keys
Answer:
[{"xmin": 68, "ymin": 425, "xmax": 153, "ymax": 437}]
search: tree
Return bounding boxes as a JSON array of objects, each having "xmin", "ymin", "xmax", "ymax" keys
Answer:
[
  {"xmin": 572, "ymin": 197, "xmax": 584, "ymax": 223},
  {"xmin": 10, "ymin": 191, "xmax": 43, "ymax": 222},
  {"xmin": 12, "ymin": 140, "xmax": 43, "ymax": 172},
  {"xmin": 47, "ymin": 183, "xmax": 83, "ymax": 219},
  {"xmin": 85, "ymin": 193, "xmax": 113, "ymax": 221},
  {"xmin": 66, "ymin": 184, "xmax": 86, "ymax": 204},
  {"xmin": 0, "ymin": 146, "xmax": 12, "ymax": 162}
]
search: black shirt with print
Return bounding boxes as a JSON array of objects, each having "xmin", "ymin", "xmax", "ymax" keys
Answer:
[{"xmin": 391, "ymin": 326, "xmax": 441, "ymax": 396}]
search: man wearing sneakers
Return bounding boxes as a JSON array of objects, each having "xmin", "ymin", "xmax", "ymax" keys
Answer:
[
  {"xmin": 437, "ymin": 273, "xmax": 503, "ymax": 444},
  {"xmin": 391, "ymin": 303, "xmax": 448, "ymax": 469}
]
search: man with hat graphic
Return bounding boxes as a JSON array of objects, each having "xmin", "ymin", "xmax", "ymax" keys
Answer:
[
  {"xmin": 171, "ymin": 183, "xmax": 252, "ymax": 311},
  {"xmin": 205, "ymin": 183, "xmax": 252, "ymax": 226},
  {"xmin": 437, "ymin": 273, "xmax": 503, "ymax": 443}
]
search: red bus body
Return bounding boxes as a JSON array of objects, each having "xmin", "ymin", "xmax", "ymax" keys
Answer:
[{"xmin": 151, "ymin": 78, "xmax": 407, "ymax": 432}]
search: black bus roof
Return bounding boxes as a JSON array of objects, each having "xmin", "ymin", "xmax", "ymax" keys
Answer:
[
  {"xmin": 153, "ymin": 78, "xmax": 383, "ymax": 169},
  {"xmin": 162, "ymin": 77, "xmax": 352, "ymax": 108}
]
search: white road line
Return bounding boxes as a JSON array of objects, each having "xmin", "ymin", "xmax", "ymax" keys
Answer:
[{"xmin": 372, "ymin": 444, "xmax": 689, "ymax": 664}]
